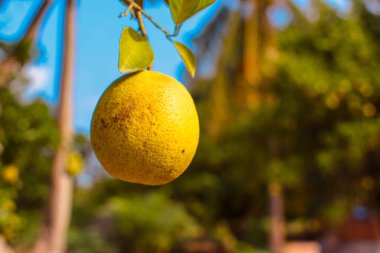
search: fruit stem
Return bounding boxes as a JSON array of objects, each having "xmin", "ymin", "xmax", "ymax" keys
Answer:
[
  {"xmin": 136, "ymin": 11, "xmax": 152, "ymax": 70},
  {"xmin": 127, "ymin": 1, "xmax": 152, "ymax": 70}
]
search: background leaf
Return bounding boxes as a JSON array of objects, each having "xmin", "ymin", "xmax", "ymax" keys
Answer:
[
  {"xmin": 169, "ymin": 0, "xmax": 199, "ymax": 24},
  {"xmin": 167, "ymin": 0, "xmax": 215, "ymax": 24},
  {"xmin": 194, "ymin": 0, "xmax": 215, "ymax": 14},
  {"xmin": 118, "ymin": 27, "xmax": 154, "ymax": 73},
  {"xmin": 173, "ymin": 41, "xmax": 196, "ymax": 77}
]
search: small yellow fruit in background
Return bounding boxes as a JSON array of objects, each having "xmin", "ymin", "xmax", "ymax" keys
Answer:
[
  {"xmin": 2, "ymin": 165, "xmax": 19, "ymax": 184},
  {"xmin": 67, "ymin": 151, "xmax": 84, "ymax": 176},
  {"xmin": 91, "ymin": 70, "xmax": 199, "ymax": 185}
]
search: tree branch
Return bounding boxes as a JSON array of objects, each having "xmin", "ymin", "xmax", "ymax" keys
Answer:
[
  {"xmin": 0, "ymin": 0, "xmax": 52, "ymax": 86},
  {"xmin": 120, "ymin": 0, "xmax": 181, "ymax": 39},
  {"xmin": 0, "ymin": 236, "xmax": 15, "ymax": 253},
  {"xmin": 24, "ymin": 0, "xmax": 53, "ymax": 41}
]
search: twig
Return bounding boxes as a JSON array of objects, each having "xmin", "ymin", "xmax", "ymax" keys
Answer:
[
  {"xmin": 135, "ymin": 9, "xmax": 152, "ymax": 70},
  {"xmin": 169, "ymin": 24, "xmax": 182, "ymax": 38},
  {"xmin": 119, "ymin": 5, "xmax": 133, "ymax": 18},
  {"xmin": 120, "ymin": 0, "xmax": 181, "ymax": 39},
  {"xmin": 135, "ymin": 10, "xmax": 147, "ymax": 36},
  {"xmin": 141, "ymin": 10, "xmax": 170, "ymax": 38}
]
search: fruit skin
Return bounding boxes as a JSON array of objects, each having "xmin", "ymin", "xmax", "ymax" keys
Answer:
[{"xmin": 91, "ymin": 70, "xmax": 199, "ymax": 185}]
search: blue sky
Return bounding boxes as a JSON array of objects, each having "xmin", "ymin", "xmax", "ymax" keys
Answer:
[
  {"xmin": 0, "ymin": 0, "xmax": 222, "ymax": 134},
  {"xmin": 0, "ymin": 0, "xmax": 347, "ymax": 134}
]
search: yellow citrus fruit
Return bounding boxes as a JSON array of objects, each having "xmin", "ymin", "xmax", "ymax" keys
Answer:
[{"xmin": 91, "ymin": 70, "xmax": 199, "ymax": 185}]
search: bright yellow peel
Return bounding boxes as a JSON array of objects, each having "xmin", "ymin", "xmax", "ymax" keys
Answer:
[{"xmin": 91, "ymin": 70, "xmax": 199, "ymax": 185}]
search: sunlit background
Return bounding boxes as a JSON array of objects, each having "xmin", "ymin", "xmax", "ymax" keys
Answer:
[{"xmin": 1, "ymin": 0, "xmax": 380, "ymax": 252}]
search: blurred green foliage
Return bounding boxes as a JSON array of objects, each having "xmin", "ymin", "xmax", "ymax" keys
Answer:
[
  {"xmin": 99, "ymin": 191, "xmax": 199, "ymax": 253},
  {"xmin": 0, "ymin": 86, "xmax": 60, "ymax": 243},
  {"xmin": 0, "ymin": 42, "xmax": 89, "ymax": 247},
  {"xmin": 186, "ymin": 0, "xmax": 380, "ymax": 247}
]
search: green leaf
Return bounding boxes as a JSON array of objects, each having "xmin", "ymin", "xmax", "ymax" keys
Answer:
[
  {"xmin": 173, "ymin": 41, "xmax": 196, "ymax": 77},
  {"xmin": 169, "ymin": 0, "xmax": 199, "ymax": 24},
  {"xmin": 168, "ymin": 0, "xmax": 215, "ymax": 24},
  {"xmin": 194, "ymin": 0, "xmax": 215, "ymax": 13},
  {"xmin": 118, "ymin": 27, "xmax": 154, "ymax": 73}
]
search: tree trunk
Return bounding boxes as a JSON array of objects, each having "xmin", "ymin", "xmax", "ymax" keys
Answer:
[
  {"xmin": 0, "ymin": 0, "xmax": 52, "ymax": 86},
  {"xmin": 242, "ymin": 0, "xmax": 260, "ymax": 85},
  {"xmin": 32, "ymin": 0, "xmax": 76, "ymax": 253},
  {"xmin": 0, "ymin": 236, "xmax": 15, "ymax": 253},
  {"xmin": 269, "ymin": 181, "xmax": 285, "ymax": 253}
]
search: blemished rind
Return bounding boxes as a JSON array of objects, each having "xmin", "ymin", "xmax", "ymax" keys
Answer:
[{"xmin": 90, "ymin": 70, "xmax": 200, "ymax": 185}]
